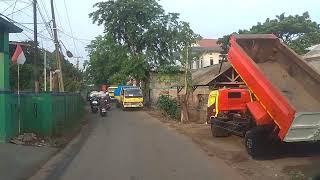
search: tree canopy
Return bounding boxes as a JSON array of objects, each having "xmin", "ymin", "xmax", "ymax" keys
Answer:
[
  {"xmin": 87, "ymin": 0, "xmax": 199, "ymax": 85},
  {"xmin": 9, "ymin": 42, "xmax": 83, "ymax": 92},
  {"xmin": 218, "ymin": 12, "xmax": 320, "ymax": 55}
]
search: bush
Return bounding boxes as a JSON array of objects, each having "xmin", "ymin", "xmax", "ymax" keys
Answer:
[{"xmin": 156, "ymin": 95, "xmax": 181, "ymax": 120}]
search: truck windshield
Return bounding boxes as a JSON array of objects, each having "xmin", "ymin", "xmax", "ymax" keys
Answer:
[
  {"xmin": 124, "ymin": 89, "xmax": 142, "ymax": 98},
  {"xmin": 108, "ymin": 88, "xmax": 117, "ymax": 93}
]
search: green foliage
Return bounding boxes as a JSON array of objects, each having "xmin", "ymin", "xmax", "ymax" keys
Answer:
[
  {"xmin": 218, "ymin": 12, "xmax": 320, "ymax": 55},
  {"xmin": 87, "ymin": 0, "xmax": 200, "ymax": 85},
  {"xmin": 86, "ymin": 35, "xmax": 130, "ymax": 85},
  {"xmin": 288, "ymin": 170, "xmax": 312, "ymax": 180},
  {"xmin": 8, "ymin": 42, "xmax": 83, "ymax": 92},
  {"xmin": 156, "ymin": 95, "xmax": 180, "ymax": 120}
]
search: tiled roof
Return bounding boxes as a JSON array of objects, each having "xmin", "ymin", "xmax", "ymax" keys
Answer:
[{"xmin": 193, "ymin": 39, "xmax": 223, "ymax": 52}]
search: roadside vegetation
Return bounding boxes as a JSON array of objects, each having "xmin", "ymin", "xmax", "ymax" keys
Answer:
[
  {"xmin": 9, "ymin": 42, "xmax": 83, "ymax": 92},
  {"xmin": 156, "ymin": 95, "xmax": 181, "ymax": 120}
]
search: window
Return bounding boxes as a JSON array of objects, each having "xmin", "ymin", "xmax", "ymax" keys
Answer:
[
  {"xmin": 228, "ymin": 92, "xmax": 241, "ymax": 98},
  {"xmin": 210, "ymin": 58, "xmax": 214, "ymax": 65}
]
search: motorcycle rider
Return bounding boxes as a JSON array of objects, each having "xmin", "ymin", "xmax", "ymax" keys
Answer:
[{"xmin": 100, "ymin": 92, "xmax": 111, "ymax": 110}]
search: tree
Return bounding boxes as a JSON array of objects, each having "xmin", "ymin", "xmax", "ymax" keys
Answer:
[
  {"xmin": 218, "ymin": 12, "xmax": 320, "ymax": 55},
  {"xmin": 88, "ymin": 0, "xmax": 200, "ymax": 122},
  {"xmin": 9, "ymin": 42, "xmax": 83, "ymax": 92},
  {"xmin": 86, "ymin": 35, "xmax": 132, "ymax": 85},
  {"xmin": 89, "ymin": 0, "xmax": 197, "ymax": 77}
]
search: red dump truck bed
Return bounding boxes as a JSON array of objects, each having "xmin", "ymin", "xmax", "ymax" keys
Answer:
[{"xmin": 228, "ymin": 34, "xmax": 320, "ymax": 142}]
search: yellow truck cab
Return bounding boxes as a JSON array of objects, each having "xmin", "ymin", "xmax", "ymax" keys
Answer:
[{"xmin": 120, "ymin": 87, "xmax": 144, "ymax": 109}]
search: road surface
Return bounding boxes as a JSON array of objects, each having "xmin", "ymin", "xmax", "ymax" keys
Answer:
[{"xmin": 52, "ymin": 107, "xmax": 243, "ymax": 180}]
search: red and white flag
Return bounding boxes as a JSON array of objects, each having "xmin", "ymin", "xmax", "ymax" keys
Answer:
[{"xmin": 12, "ymin": 44, "xmax": 26, "ymax": 65}]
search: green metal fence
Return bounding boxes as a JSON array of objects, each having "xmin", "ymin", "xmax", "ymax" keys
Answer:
[{"xmin": 0, "ymin": 91, "xmax": 84, "ymax": 142}]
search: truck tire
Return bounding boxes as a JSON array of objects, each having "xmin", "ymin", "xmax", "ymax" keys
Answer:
[
  {"xmin": 245, "ymin": 127, "xmax": 269, "ymax": 158},
  {"xmin": 211, "ymin": 119, "xmax": 230, "ymax": 137}
]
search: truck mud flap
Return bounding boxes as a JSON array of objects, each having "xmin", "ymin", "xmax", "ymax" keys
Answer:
[{"xmin": 284, "ymin": 112, "xmax": 320, "ymax": 142}]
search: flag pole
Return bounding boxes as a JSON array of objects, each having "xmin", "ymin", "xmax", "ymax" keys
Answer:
[
  {"xmin": 18, "ymin": 63, "xmax": 21, "ymax": 134},
  {"xmin": 44, "ymin": 51, "xmax": 47, "ymax": 91}
]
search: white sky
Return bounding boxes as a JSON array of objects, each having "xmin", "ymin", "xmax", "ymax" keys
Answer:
[{"xmin": 1, "ymin": 0, "xmax": 320, "ymax": 67}]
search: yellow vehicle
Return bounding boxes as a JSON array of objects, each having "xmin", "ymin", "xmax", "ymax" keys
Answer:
[
  {"xmin": 108, "ymin": 85, "xmax": 118, "ymax": 100},
  {"xmin": 120, "ymin": 87, "xmax": 144, "ymax": 109}
]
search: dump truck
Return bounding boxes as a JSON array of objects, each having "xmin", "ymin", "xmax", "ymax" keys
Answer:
[
  {"xmin": 207, "ymin": 34, "xmax": 320, "ymax": 158},
  {"xmin": 120, "ymin": 87, "xmax": 144, "ymax": 109},
  {"xmin": 114, "ymin": 85, "xmax": 144, "ymax": 109}
]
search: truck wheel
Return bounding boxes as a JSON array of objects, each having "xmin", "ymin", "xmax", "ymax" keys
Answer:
[
  {"xmin": 211, "ymin": 119, "xmax": 230, "ymax": 137},
  {"xmin": 245, "ymin": 127, "xmax": 269, "ymax": 158},
  {"xmin": 121, "ymin": 104, "xmax": 127, "ymax": 111}
]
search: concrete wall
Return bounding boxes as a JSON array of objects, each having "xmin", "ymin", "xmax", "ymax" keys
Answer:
[
  {"xmin": 186, "ymin": 87, "xmax": 210, "ymax": 123},
  {"xmin": 148, "ymin": 72, "xmax": 183, "ymax": 105}
]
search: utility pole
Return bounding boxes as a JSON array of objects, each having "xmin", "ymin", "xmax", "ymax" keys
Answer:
[
  {"xmin": 50, "ymin": 0, "xmax": 64, "ymax": 92},
  {"xmin": 33, "ymin": 0, "xmax": 39, "ymax": 92}
]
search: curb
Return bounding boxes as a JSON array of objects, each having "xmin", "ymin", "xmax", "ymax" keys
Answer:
[{"xmin": 28, "ymin": 122, "xmax": 90, "ymax": 180}]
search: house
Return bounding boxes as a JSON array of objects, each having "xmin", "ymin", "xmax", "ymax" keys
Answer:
[
  {"xmin": 304, "ymin": 44, "xmax": 320, "ymax": 73},
  {"xmin": 191, "ymin": 39, "xmax": 223, "ymax": 70}
]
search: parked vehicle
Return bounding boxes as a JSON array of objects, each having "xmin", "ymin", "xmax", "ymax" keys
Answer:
[
  {"xmin": 207, "ymin": 34, "xmax": 320, "ymax": 158},
  {"xmin": 114, "ymin": 85, "xmax": 137, "ymax": 107},
  {"xmin": 120, "ymin": 87, "xmax": 144, "ymax": 110},
  {"xmin": 108, "ymin": 85, "xmax": 118, "ymax": 101}
]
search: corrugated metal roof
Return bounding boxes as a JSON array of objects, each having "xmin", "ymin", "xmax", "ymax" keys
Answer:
[
  {"xmin": 192, "ymin": 63, "xmax": 231, "ymax": 86},
  {"xmin": 0, "ymin": 16, "xmax": 22, "ymax": 33}
]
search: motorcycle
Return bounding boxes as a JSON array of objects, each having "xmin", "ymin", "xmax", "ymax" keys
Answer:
[
  {"xmin": 100, "ymin": 107, "xmax": 107, "ymax": 117},
  {"xmin": 90, "ymin": 97, "xmax": 100, "ymax": 113},
  {"xmin": 99, "ymin": 95, "xmax": 111, "ymax": 117}
]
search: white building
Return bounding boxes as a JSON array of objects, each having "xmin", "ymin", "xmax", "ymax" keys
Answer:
[{"xmin": 191, "ymin": 39, "xmax": 223, "ymax": 70}]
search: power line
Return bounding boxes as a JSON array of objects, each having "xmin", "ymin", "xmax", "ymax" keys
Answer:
[
  {"xmin": 53, "ymin": 0, "xmax": 65, "ymax": 33},
  {"xmin": 1, "ymin": 0, "xmax": 33, "ymax": 18},
  {"xmin": 0, "ymin": 13, "xmax": 53, "ymax": 41},
  {"xmin": 1, "ymin": 0, "xmax": 16, "ymax": 14},
  {"xmin": 6, "ymin": 2, "xmax": 32, "ymax": 17},
  {"xmin": 16, "ymin": 22, "xmax": 45, "ymax": 24},
  {"xmin": 39, "ymin": 0, "xmax": 51, "ymax": 23},
  {"xmin": 36, "ymin": 2, "xmax": 53, "ymax": 39},
  {"xmin": 10, "ymin": 0, "xmax": 18, "ymax": 18},
  {"xmin": 1, "ymin": 0, "xmax": 31, "ymax": 4},
  {"xmin": 63, "ymin": 0, "xmax": 78, "ymax": 57},
  {"xmin": 57, "ymin": 29, "xmax": 91, "ymax": 42}
]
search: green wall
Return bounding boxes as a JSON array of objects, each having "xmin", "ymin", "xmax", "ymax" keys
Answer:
[{"xmin": 0, "ymin": 92, "xmax": 84, "ymax": 142}]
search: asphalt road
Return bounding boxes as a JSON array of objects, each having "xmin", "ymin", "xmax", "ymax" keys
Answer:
[{"xmin": 55, "ymin": 107, "xmax": 242, "ymax": 180}]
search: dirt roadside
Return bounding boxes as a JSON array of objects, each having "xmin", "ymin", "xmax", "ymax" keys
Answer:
[{"xmin": 146, "ymin": 109, "xmax": 320, "ymax": 180}]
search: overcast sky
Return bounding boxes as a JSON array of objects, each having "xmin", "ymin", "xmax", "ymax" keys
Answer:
[{"xmin": 1, "ymin": 0, "xmax": 320, "ymax": 67}]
